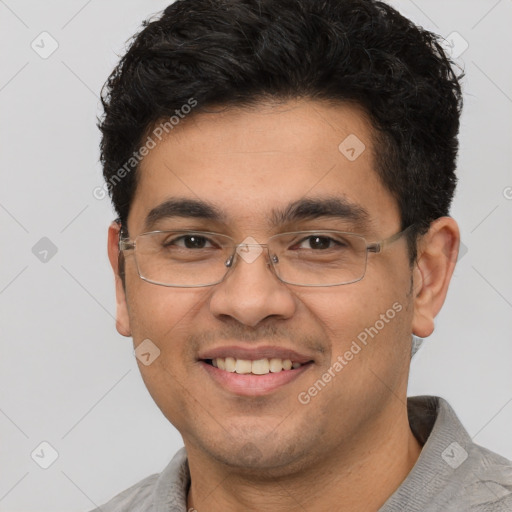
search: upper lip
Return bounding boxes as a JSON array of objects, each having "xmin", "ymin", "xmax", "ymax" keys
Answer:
[{"xmin": 198, "ymin": 345, "xmax": 315, "ymax": 364}]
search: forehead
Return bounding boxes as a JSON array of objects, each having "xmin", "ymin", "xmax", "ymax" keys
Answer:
[{"xmin": 128, "ymin": 99, "xmax": 400, "ymax": 235}]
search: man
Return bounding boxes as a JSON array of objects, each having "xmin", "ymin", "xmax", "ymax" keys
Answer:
[{"xmin": 92, "ymin": 0, "xmax": 512, "ymax": 510}]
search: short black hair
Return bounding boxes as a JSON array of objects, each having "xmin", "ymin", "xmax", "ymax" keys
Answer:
[{"xmin": 98, "ymin": 0, "xmax": 464, "ymax": 265}]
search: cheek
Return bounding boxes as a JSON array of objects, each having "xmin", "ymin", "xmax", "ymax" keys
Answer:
[
  {"xmin": 126, "ymin": 277, "xmax": 209, "ymax": 339},
  {"xmin": 297, "ymin": 285, "xmax": 413, "ymax": 417},
  {"xmin": 296, "ymin": 273, "xmax": 410, "ymax": 362},
  {"xmin": 136, "ymin": 357, "xmax": 194, "ymax": 433},
  {"xmin": 125, "ymin": 281, "xmax": 212, "ymax": 396},
  {"xmin": 125, "ymin": 286, "xmax": 210, "ymax": 428},
  {"xmin": 297, "ymin": 283, "xmax": 384, "ymax": 329}
]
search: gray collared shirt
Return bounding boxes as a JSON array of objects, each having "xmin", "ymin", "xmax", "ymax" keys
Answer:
[{"xmin": 90, "ymin": 396, "xmax": 512, "ymax": 511}]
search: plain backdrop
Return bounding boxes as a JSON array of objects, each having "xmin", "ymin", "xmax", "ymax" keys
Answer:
[{"xmin": 1, "ymin": 1, "xmax": 511, "ymax": 510}]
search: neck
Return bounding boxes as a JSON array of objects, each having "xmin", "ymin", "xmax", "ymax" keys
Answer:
[{"xmin": 186, "ymin": 405, "xmax": 422, "ymax": 512}]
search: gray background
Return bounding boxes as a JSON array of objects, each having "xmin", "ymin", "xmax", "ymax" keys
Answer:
[{"xmin": 1, "ymin": 0, "xmax": 511, "ymax": 510}]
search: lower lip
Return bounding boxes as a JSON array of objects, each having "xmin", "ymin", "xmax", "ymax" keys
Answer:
[{"xmin": 200, "ymin": 361, "xmax": 313, "ymax": 396}]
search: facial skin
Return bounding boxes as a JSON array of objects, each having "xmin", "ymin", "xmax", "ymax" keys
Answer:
[{"xmin": 107, "ymin": 99, "xmax": 460, "ymax": 512}]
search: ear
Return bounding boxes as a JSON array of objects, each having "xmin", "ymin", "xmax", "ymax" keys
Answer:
[
  {"xmin": 411, "ymin": 217, "xmax": 460, "ymax": 338},
  {"xmin": 107, "ymin": 221, "xmax": 132, "ymax": 337}
]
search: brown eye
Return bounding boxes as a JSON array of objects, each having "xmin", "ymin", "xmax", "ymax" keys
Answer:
[
  {"xmin": 295, "ymin": 236, "xmax": 346, "ymax": 250},
  {"xmin": 162, "ymin": 234, "xmax": 214, "ymax": 249},
  {"xmin": 182, "ymin": 235, "xmax": 209, "ymax": 249}
]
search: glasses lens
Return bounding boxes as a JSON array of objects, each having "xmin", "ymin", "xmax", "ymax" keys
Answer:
[
  {"xmin": 269, "ymin": 231, "xmax": 368, "ymax": 286},
  {"xmin": 134, "ymin": 231, "xmax": 233, "ymax": 287},
  {"xmin": 131, "ymin": 230, "xmax": 369, "ymax": 287}
]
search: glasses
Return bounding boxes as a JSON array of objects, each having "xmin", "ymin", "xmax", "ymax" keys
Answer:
[{"xmin": 118, "ymin": 224, "xmax": 416, "ymax": 288}]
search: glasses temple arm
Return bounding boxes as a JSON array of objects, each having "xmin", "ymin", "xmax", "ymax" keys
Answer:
[{"xmin": 367, "ymin": 224, "xmax": 416, "ymax": 254}]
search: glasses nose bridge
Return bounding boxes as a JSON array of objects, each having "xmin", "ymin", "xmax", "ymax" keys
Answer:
[{"xmin": 225, "ymin": 240, "xmax": 278, "ymax": 271}]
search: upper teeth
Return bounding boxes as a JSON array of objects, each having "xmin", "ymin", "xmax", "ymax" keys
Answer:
[{"xmin": 211, "ymin": 357, "xmax": 303, "ymax": 374}]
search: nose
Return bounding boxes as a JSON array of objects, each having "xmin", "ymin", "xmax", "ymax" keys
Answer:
[{"xmin": 208, "ymin": 244, "xmax": 297, "ymax": 327}]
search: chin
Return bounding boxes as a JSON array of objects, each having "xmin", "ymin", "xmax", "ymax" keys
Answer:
[{"xmin": 202, "ymin": 434, "xmax": 310, "ymax": 474}]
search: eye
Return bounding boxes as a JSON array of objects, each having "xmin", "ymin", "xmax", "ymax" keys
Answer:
[
  {"xmin": 295, "ymin": 235, "xmax": 346, "ymax": 250},
  {"xmin": 164, "ymin": 234, "xmax": 214, "ymax": 249}
]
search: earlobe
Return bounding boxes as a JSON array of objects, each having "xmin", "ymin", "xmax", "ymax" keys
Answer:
[
  {"xmin": 411, "ymin": 217, "xmax": 460, "ymax": 338},
  {"xmin": 107, "ymin": 221, "xmax": 132, "ymax": 337}
]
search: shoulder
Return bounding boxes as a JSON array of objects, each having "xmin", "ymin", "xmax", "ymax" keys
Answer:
[
  {"xmin": 404, "ymin": 396, "xmax": 512, "ymax": 511},
  {"xmin": 87, "ymin": 447, "xmax": 190, "ymax": 512},
  {"xmin": 442, "ymin": 441, "xmax": 512, "ymax": 511},
  {"xmin": 465, "ymin": 443, "xmax": 512, "ymax": 510},
  {"xmin": 88, "ymin": 472, "xmax": 159, "ymax": 512}
]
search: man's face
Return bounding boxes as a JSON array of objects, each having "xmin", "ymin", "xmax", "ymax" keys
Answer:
[{"xmin": 115, "ymin": 100, "xmax": 417, "ymax": 473}]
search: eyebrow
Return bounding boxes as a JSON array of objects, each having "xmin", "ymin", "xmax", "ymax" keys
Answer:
[
  {"xmin": 143, "ymin": 196, "xmax": 371, "ymax": 232},
  {"xmin": 269, "ymin": 197, "xmax": 371, "ymax": 231},
  {"xmin": 144, "ymin": 198, "xmax": 224, "ymax": 231}
]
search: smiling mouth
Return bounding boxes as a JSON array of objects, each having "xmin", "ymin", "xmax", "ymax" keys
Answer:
[{"xmin": 202, "ymin": 357, "xmax": 314, "ymax": 375}]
